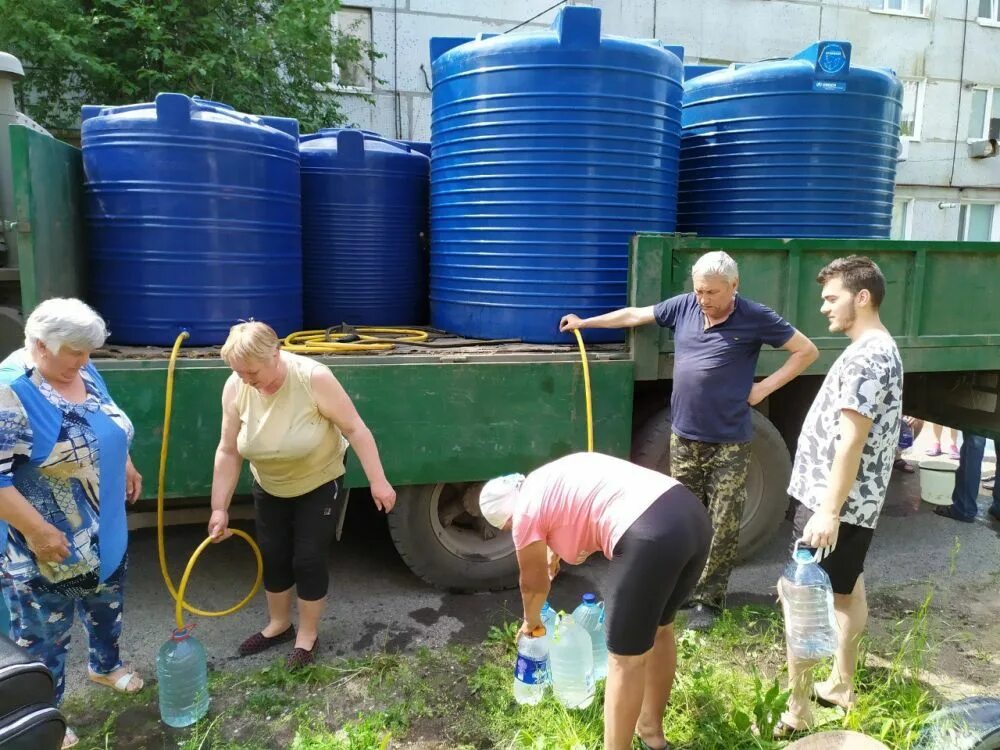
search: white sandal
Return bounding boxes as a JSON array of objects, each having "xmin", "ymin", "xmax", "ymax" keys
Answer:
[{"xmin": 62, "ymin": 727, "xmax": 78, "ymax": 748}]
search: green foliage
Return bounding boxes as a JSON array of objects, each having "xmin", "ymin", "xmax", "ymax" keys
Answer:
[{"xmin": 0, "ymin": 0, "xmax": 381, "ymax": 131}]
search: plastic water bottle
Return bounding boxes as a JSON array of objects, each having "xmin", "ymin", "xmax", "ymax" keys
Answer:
[
  {"xmin": 572, "ymin": 593, "xmax": 608, "ymax": 681},
  {"xmin": 541, "ymin": 601, "xmax": 559, "ymax": 635},
  {"xmin": 157, "ymin": 626, "xmax": 209, "ymax": 727},
  {"xmin": 549, "ymin": 614, "xmax": 595, "ymax": 709},
  {"xmin": 779, "ymin": 542, "xmax": 838, "ymax": 660},
  {"xmin": 513, "ymin": 627, "xmax": 549, "ymax": 705}
]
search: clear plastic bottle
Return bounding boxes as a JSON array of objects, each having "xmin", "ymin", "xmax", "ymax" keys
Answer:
[
  {"xmin": 512, "ymin": 627, "xmax": 549, "ymax": 705},
  {"xmin": 540, "ymin": 601, "xmax": 559, "ymax": 636},
  {"xmin": 157, "ymin": 626, "xmax": 209, "ymax": 728},
  {"xmin": 549, "ymin": 614, "xmax": 595, "ymax": 709},
  {"xmin": 779, "ymin": 543, "xmax": 838, "ymax": 660},
  {"xmin": 572, "ymin": 593, "xmax": 608, "ymax": 681}
]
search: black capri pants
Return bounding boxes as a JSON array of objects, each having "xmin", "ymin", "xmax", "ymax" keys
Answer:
[
  {"xmin": 604, "ymin": 484, "xmax": 713, "ymax": 656},
  {"xmin": 252, "ymin": 478, "xmax": 340, "ymax": 601}
]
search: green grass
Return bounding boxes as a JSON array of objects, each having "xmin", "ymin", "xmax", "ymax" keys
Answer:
[{"xmin": 63, "ymin": 599, "xmax": 947, "ymax": 750}]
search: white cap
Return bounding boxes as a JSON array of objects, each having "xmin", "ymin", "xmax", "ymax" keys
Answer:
[{"xmin": 478, "ymin": 473, "xmax": 525, "ymax": 529}]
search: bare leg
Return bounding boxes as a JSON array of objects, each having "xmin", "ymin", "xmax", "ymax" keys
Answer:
[
  {"xmin": 605, "ymin": 650, "xmax": 650, "ymax": 750},
  {"xmin": 816, "ymin": 576, "xmax": 868, "ymax": 708},
  {"xmin": 294, "ymin": 596, "xmax": 325, "ymax": 650},
  {"xmin": 635, "ymin": 624, "xmax": 676, "ymax": 749},
  {"xmin": 262, "ymin": 587, "xmax": 294, "ymax": 637}
]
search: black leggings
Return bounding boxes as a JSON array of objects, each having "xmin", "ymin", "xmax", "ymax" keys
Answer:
[
  {"xmin": 604, "ymin": 484, "xmax": 713, "ymax": 656},
  {"xmin": 252, "ymin": 478, "xmax": 339, "ymax": 601}
]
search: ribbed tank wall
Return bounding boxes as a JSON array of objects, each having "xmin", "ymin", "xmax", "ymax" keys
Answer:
[
  {"xmin": 679, "ymin": 42, "xmax": 902, "ymax": 239},
  {"xmin": 429, "ymin": 6, "xmax": 683, "ymax": 343},
  {"xmin": 300, "ymin": 129, "xmax": 429, "ymax": 327},
  {"xmin": 81, "ymin": 93, "xmax": 301, "ymax": 345}
]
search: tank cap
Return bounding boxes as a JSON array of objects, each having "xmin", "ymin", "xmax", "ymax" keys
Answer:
[
  {"xmin": 582, "ymin": 593, "xmax": 597, "ymax": 604},
  {"xmin": 0, "ymin": 52, "xmax": 25, "ymax": 78}
]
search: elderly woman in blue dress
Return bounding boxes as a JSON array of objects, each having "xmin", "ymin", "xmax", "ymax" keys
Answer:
[{"xmin": 0, "ymin": 298, "xmax": 143, "ymax": 749}]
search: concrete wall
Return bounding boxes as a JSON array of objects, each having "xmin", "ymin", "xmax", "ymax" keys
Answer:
[{"xmin": 340, "ymin": 0, "xmax": 999, "ymax": 240}]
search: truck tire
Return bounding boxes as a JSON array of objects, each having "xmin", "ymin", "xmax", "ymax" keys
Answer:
[
  {"xmin": 387, "ymin": 481, "xmax": 518, "ymax": 593},
  {"xmin": 630, "ymin": 407, "xmax": 791, "ymax": 561}
]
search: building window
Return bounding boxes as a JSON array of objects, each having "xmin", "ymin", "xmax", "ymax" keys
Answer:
[
  {"xmin": 979, "ymin": 0, "xmax": 1000, "ymax": 23},
  {"xmin": 333, "ymin": 6, "xmax": 374, "ymax": 90},
  {"xmin": 900, "ymin": 79, "xmax": 925, "ymax": 140},
  {"xmin": 891, "ymin": 198, "xmax": 914, "ymax": 239},
  {"xmin": 968, "ymin": 87, "xmax": 1000, "ymax": 140},
  {"xmin": 958, "ymin": 203, "xmax": 999, "ymax": 241},
  {"xmin": 870, "ymin": 0, "xmax": 927, "ymax": 16}
]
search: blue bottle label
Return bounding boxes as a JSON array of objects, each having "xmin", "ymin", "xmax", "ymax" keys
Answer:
[{"xmin": 515, "ymin": 655, "xmax": 548, "ymax": 685}]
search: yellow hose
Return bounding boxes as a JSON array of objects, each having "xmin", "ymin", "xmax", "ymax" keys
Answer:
[
  {"xmin": 282, "ymin": 327, "xmax": 429, "ymax": 354},
  {"xmin": 572, "ymin": 329, "xmax": 594, "ymax": 452},
  {"xmin": 157, "ymin": 331, "xmax": 263, "ymax": 630}
]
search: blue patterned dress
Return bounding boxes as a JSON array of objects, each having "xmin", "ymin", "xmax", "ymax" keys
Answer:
[{"xmin": 0, "ymin": 349, "xmax": 134, "ymax": 703}]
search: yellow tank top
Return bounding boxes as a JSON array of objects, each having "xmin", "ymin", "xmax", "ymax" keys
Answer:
[{"xmin": 235, "ymin": 351, "xmax": 348, "ymax": 497}]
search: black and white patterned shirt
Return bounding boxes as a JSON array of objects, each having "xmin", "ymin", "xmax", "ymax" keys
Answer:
[{"xmin": 787, "ymin": 330, "xmax": 903, "ymax": 529}]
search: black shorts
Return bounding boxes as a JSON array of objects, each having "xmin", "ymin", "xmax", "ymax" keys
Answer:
[
  {"xmin": 604, "ymin": 485, "xmax": 712, "ymax": 656},
  {"xmin": 790, "ymin": 499, "xmax": 874, "ymax": 595}
]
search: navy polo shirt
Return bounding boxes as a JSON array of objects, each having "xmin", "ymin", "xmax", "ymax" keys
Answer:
[{"xmin": 654, "ymin": 293, "xmax": 795, "ymax": 444}]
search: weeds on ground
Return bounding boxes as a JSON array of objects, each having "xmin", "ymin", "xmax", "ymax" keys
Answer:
[{"xmin": 63, "ymin": 598, "xmax": 944, "ymax": 749}]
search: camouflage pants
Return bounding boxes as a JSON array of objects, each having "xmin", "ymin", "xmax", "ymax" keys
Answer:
[{"xmin": 669, "ymin": 434, "xmax": 751, "ymax": 609}]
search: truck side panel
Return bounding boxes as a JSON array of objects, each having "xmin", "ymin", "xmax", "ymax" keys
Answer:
[{"xmin": 99, "ymin": 358, "xmax": 635, "ymax": 501}]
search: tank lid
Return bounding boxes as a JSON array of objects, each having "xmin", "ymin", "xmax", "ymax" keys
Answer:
[
  {"xmin": 0, "ymin": 52, "xmax": 24, "ymax": 78},
  {"xmin": 582, "ymin": 593, "xmax": 597, "ymax": 604},
  {"xmin": 300, "ymin": 128, "xmax": 428, "ymax": 166}
]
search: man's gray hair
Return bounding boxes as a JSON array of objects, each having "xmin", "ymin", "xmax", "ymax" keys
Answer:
[
  {"xmin": 692, "ymin": 251, "xmax": 739, "ymax": 283},
  {"xmin": 24, "ymin": 298, "xmax": 108, "ymax": 353}
]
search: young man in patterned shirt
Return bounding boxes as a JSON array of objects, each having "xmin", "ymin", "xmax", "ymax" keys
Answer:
[{"xmin": 774, "ymin": 256, "xmax": 903, "ymax": 738}]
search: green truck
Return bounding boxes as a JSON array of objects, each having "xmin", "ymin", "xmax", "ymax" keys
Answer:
[{"xmin": 4, "ymin": 124, "xmax": 1000, "ymax": 594}]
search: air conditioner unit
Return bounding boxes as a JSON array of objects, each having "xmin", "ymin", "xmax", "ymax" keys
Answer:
[{"xmin": 968, "ymin": 117, "xmax": 1000, "ymax": 159}]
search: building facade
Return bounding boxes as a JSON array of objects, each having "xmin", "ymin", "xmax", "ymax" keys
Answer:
[{"xmin": 334, "ymin": 0, "xmax": 999, "ymax": 241}]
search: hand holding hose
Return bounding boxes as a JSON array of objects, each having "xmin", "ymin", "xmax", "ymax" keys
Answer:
[
  {"xmin": 207, "ymin": 509, "xmax": 232, "ymax": 543},
  {"xmin": 559, "ymin": 313, "xmax": 584, "ymax": 332}
]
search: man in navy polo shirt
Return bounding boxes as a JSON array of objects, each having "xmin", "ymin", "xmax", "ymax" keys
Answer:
[{"xmin": 560, "ymin": 251, "xmax": 818, "ymax": 628}]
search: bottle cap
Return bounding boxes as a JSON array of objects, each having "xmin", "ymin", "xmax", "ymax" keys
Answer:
[
  {"xmin": 582, "ymin": 593, "xmax": 597, "ymax": 604},
  {"xmin": 794, "ymin": 548, "xmax": 816, "ymax": 563},
  {"xmin": 530, "ymin": 625, "xmax": 546, "ymax": 638},
  {"xmin": 170, "ymin": 624, "xmax": 195, "ymax": 641}
]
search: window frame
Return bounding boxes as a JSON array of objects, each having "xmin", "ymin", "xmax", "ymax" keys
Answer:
[
  {"xmin": 967, "ymin": 86, "xmax": 1000, "ymax": 141},
  {"xmin": 977, "ymin": 0, "xmax": 1000, "ymax": 25},
  {"xmin": 899, "ymin": 78, "xmax": 926, "ymax": 141},
  {"xmin": 958, "ymin": 202, "xmax": 1000, "ymax": 242},
  {"xmin": 891, "ymin": 198, "xmax": 915, "ymax": 240},
  {"xmin": 869, "ymin": 0, "xmax": 930, "ymax": 18},
  {"xmin": 330, "ymin": 5, "xmax": 375, "ymax": 93}
]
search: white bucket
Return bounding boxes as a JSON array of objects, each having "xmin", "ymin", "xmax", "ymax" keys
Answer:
[{"xmin": 919, "ymin": 460, "xmax": 957, "ymax": 505}]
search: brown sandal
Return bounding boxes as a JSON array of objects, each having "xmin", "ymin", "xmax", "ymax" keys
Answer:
[
  {"xmin": 238, "ymin": 625, "xmax": 295, "ymax": 656},
  {"xmin": 286, "ymin": 638, "xmax": 319, "ymax": 670}
]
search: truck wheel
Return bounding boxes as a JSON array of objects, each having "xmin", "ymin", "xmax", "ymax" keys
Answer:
[
  {"xmin": 387, "ymin": 481, "xmax": 518, "ymax": 593},
  {"xmin": 631, "ymin": 407, "xmax": 791, "ymax": 561}
]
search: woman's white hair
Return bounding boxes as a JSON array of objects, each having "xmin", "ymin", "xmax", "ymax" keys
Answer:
[
  {"xmin": 24, "ymin": 298, "xmax": 108, "ymax": 353},
  {"xmin": 692, "ymin": 251, "xmax": 739, "ymax": 283}
]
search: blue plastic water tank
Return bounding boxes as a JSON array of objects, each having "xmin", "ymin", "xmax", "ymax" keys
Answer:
[
  {"xmin": 679, "ymin": 42, "xmax": 902, "ymax": 238},
  {"xmin": 81, "ymin": 93, "xmax": 301, "ymax": 345},
  {"xmin": 683, "ymin": 64, "xmax": 725, "ymax": 81},
  {"xmin": 429, "ymin": 6, "xmax": 683, "ymax": 343},
  {"xmin": 401, "ymin": 140, "xmax": 432, "ymax": 158},
  {"xmin": 299, "ymin": 129, "xmax": 430, "ymax": 327}
]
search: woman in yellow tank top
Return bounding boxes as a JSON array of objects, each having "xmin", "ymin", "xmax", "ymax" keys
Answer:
[{"xmin": 207, "ymin": 322, "xmax": 395, "ymax": 668}]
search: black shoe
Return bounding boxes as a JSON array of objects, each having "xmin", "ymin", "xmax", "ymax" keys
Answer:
[
  {"xmin": 988, "ymin": 506, "xmax": 1000, "ymax": 524},
  {"xmin": 683, "ymin": 604, "xmax": 719, "ymax": 632}
]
